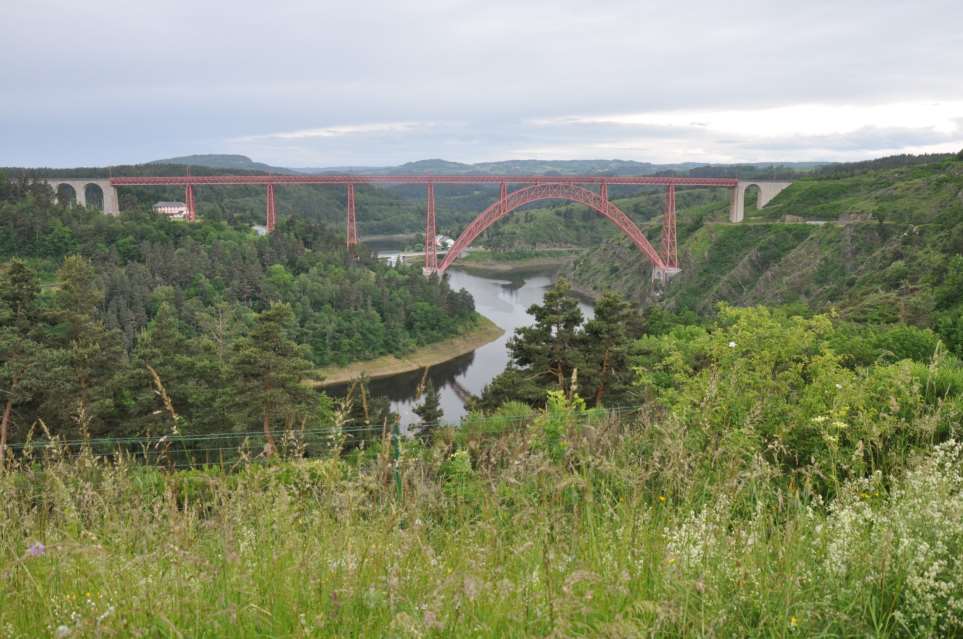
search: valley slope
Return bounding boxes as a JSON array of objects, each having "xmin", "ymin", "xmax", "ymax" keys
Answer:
[{"xmin": 564, "ymin": 156, "xmax": 963, "ymax": 348}]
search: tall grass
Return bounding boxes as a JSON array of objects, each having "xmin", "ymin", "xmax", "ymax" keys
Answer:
[{"xmin": 2, "ymin": 406, "xmax": 962, "ymax": 637}]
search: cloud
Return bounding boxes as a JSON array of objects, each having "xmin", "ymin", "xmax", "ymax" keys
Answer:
[
  {"xmin": 514, "ymin": 101, "xmax": 963, "ymax": 163},
  {"xmin": 1, "ymin": 0, "xmax": 962, "ymax": 166},
  {"xmin": 233, "ymin": 121, "xmax": 432, "ymax": 142},
  {"xmin": 531, "ymin": 101, "xmax": 963, "ymax": 139}
]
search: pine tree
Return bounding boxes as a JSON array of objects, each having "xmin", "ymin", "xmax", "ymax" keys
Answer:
[
  {"xmin": 41, "ymin": 256, "xmax": 126, "ymax": 436},
  {"xmin": 0, "ymin": 259, "xmax": 40, "ymax": 329},
  {"xmin": 582, "ymin": 292, "xmax": 634, "ymax": 405},
  {"xmin": 131, "ymin": 302, "xmax": 194, "ymax": 433},
  {"xmin": 0, "ymin": 260, "xmax": 44, "ymax": 461},
  {"xmin": 231, "ymin": 303, "xmax": 315, "ymax": 455},
  {"xmin": 509, "ymin": 277, "xmax": 584, "ymax": 391},
  {"xmin": 413, "ymin": 381, "xmax": 444, "ymax": 443}
]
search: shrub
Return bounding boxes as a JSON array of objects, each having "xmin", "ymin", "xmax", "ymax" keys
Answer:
[{"xmin": 635, "ymin": 305, "xmax": 961, "ymax": 494}]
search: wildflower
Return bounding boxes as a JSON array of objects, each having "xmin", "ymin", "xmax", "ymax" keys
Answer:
[
  {"xmin": 835, "ymin": 383, "xmax": 842, "ymax": 389},
  {"xmin": 26, "ymin": 542, "xmax": 45, "ymax": 557},
  {"xmin": 423, "ymin": 609, "xmax": 443, "ymax": 630},
  {"xmin": 658, "ymin": 495, "xmax": 667, "ymax": 503},
  {"xmin": 55, "ymin": 626, "xmax": 71, "ymax": 638},
  {"xmin": 463, "ymin": 576, "xmax": 481, "ymax": 601},
  {"xmin": 790, "ymin": 615, "xmax": 798, "ymax": 629},
  {"xmin": 728, "ymin": 341, "xmax": 736, "ymax": 348}
]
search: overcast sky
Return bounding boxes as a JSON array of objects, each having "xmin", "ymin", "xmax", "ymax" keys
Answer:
[{"xmin": 3, "ymin": 0, "xmax": 963, "ymax": 168}]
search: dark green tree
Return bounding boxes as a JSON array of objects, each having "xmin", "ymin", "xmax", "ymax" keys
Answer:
[
  {"xmin": 0, "ymin": 259, "xmax": 40, "ymax": 328},
  {"xmin": 509, "ymin": 277, "xmax": 584, "ymax": 391},
  {"xmin": 0, "ymin": 260, "xmax": 44, "ymax": 460},
  {"xmin": 41, "ymin": 256, "xmax": 127, "ymax": 435},
  {"xmin": 231, "ymin": 302, "xmax": 315, "ymax": 455},
  {"xmin": 477, "ymin": 278, "xmax": 589, "ymax": 411},
  {"xmin": 413, "ymin": 381, "xmax": 444, "ymax": 443},
  {"xmin": 581, "ymin": 292, "xmax": 635, "ymax": 405},
  {"xmin": 474, "ymin": 367, "xmax": 545, "ymax": 412},
  {"xmin": 130, "ymin": 301, "xmax": 238, "ymax": 436}
]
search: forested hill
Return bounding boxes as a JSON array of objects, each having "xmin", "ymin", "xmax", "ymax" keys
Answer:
[
  {"xmin": 148, "ymin": 154, "xmax": 297, "ymax": 174},
  {"xmin": 564, "ymin": 154, "xmax": 963, "ymax": 354},
  {"xmin": 0, "ymin": 181, "xmax": 476, "ymax": 438}
]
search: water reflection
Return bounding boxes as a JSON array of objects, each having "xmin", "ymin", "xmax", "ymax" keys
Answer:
[{"xmin": 327, "ymin": 265, "xmax": 594, "ymax": 427}]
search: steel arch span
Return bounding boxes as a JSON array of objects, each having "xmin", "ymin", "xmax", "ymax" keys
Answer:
[{"xmin": 437, "ymin": 183, "xmax": 667, "ymax": 274}]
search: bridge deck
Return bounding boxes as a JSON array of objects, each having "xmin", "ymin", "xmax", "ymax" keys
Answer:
[{"xmin": 109, "ymin": 175, "xmax": 739, "ymax": 187}]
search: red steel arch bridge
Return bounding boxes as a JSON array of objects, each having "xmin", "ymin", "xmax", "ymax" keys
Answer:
[{"xmin": 86, "ymin": 174, "xmax": 788, "ymax": 278}]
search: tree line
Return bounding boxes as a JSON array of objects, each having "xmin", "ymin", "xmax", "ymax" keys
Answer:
[{"xmin": 0, "ymin": 182, "xmax": 479, "ymax": 451}]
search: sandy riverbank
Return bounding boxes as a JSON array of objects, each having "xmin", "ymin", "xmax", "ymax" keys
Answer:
[
  {"xmin": 310, "ymin": 315, "xmax": 504, "ymax": 388},
  {"xmin": 455, "ymin": 252, "xmax": 578, "ymax": 276}
]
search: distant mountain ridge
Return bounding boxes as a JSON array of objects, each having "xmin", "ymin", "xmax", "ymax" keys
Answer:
[
  {"xmin": 153, "ymin": 154, "xmax": 828, "ymax": 177},
  {"xmin": 148, "ymin": 154, "xmax": 298, "ymax": 174},
  {"xmin": 299, "ymin": 157, "xmax": 829, "ymax": 177},
  {"xmin": 329, "ymin": 158, "xmax": 695, "ymax": 176}
]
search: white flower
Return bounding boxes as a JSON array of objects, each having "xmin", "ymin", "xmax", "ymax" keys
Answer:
[
  {"xmin": 55, "ymin": 626, "xmax": 71, "ymax": 638},
  {"xmin": 835, "ymin": 383, "xmax": 843, "ymax": 389},
  {"xmin": 728, "ymin": 341, "xmax": 736, "ymax": 348}
]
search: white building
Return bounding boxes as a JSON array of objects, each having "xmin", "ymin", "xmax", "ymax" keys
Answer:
[
  {"xmin": 152, "ymin": 201, "xmax": 188, "ymax": 220},
  {"xmin": 436, "ymin": 234, "xmax": 455, "ymax": 249}
]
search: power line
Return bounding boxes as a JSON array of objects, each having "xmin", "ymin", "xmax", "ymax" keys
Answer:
[{"xmin": 4, "ymin": 404, "xmax": 645, "ymax": 468}]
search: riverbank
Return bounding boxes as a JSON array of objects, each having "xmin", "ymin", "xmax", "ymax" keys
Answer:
[
  {"xmin": 360, "ymin": 232, "xmax": 418, "ymax": 243},
  {"xmin": 455, "ymin": 249, "xmax": 580, "ymax": 276},
  {"xmin": 311, "ymin": 314, "xmax": 504, "ymax": 387}
]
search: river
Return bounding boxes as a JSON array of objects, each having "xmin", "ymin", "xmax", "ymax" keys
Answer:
[{"xmin": 330, "ymin": 250, "xmax": 593, "ymax": 427}]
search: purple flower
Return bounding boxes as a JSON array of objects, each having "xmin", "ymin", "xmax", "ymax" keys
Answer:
[{"xmin": 26, "ymin": 542, "xmax": 45, "ymax": 557}]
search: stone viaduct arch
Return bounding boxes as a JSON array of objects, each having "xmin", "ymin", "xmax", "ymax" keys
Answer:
[
  {"xmin": 54, "ymin": 183, "xmax": 78, "ymax": 206},
  {"xmin": 42, "ymin": 178, "xmax": 120, "ymax": 215},
  {"xmin": 729, "ymin": 180, "xmax": 792, "ymax": 222},
  {"xmin": 437, "ymin": 182, "xmax": 668, "ymax": 274}
]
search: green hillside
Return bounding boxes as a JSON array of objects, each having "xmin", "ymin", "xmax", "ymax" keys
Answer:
[
  {"xmin": 754, "ymin": 157, "xmax": 963, "ymax": 225},
  {"xmin": 564, "ymin": 155, "xmax": 963, "ymax": 352}
]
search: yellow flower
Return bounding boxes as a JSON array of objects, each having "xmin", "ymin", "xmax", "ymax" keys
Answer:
[
  {"xmin": 790, "ymin": 616, "xmax": 798, "ymax": 628},
  {"xmin": 658, "ymin": 495, "xmax": 667, "ymax": 503}
]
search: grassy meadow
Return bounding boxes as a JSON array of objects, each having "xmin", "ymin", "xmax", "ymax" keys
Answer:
[{"xmin": 3, "ymin": 405, "xmax": 962, "ymax": 637}]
